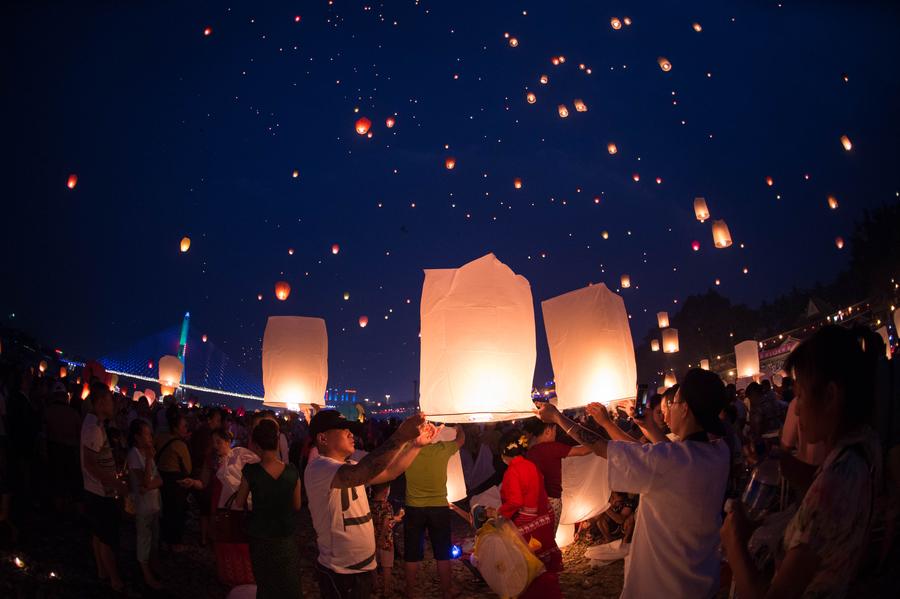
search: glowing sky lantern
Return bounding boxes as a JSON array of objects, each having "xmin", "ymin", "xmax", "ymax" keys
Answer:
[
  {"xmin": 445, "ymin": 157, "xmax": 456, "ymax": 170},
  {"xmin": 257, "ymin": 293, "xmax": 263, "ymax": 301},
  {"xmin": 331, "ymin": 243, "xmax": 340, "ymax": 255},
  {"xmin": 607, "ymin": 142, "xmax": 618, "ymax": 155},
  {"xmin": 275, "ymin": 281, "xmax": 291, "ymax": 301},
  {"xmin": 712, "ymin": 219, "xmax": 733, "ymax": 248},
  {"xmin": 601, "ymin": 230, "xmax": 609, "ymax": 240},
  {"xmin": 574, "ymin": 99, "xmax": 587, "ymax": 112},
  {"xmin": 692, "ymin": 22, "xmax": 703, "ymax": 32},
  {"xmin": 560, "ymin": 453, "xmax": 611, "ymax": 526},
  {"xmin": 539, "ymin": 74, "xmax": 548, "ymax": 84},
  {"xmin": 292, "ymin": 170, "xmax": 299, "ymax": 178},
  {"xmin": 526, "ymin": 91, "xmax": 536, "ymax": 104},
  {"xmin": 180, "ymin": 236, "xmax": 191, "ymax": 253},
  {"xmin": 385, "ymin": 116, "xmax": 396, "ymax": 128},
  {"xmin": 664, "ymin": 371, "xmax": 677, "ymax": 388},
  {"xmin": 508, "ymin": 37, "xmax": 518, "ymax": 47},
  {"xmin": 107, "ymin": 373, "xmax": 118, "ymax": 391},
  {"xmin": 557, "ymin": 104, "xmax": 569, "ymax": 118},
  {"xmin": 694, "ymin": 197, "xmax": 710, "ymax": 222},
  {"xmin": 662, "ymin": 328, "xmax": 679, "ymax": 353},
  {"xmin": 700, "ymin": 359, "xmax": 710, "ymax": 370},
  {"xmin": 840, "ymin": 134, "xmax": 852, "ymax": 151},
  {"xmin": 343, "ymin": 291, "xmax": 350, "ymax": 300},
  {"xmin": 358, "ymin": 315, "xmax": 368, "ymax": 328},
  {"xmin": 434, "ymin": 426, "xmax": 467, "ymax": 502},
  {"xmin": 513, "ymin": 178, "xmax": 523, "ymax": 189},
  {"xmin": 551, "ymin": 56, "xmax": 560, "ymax": 66},
  {"xmin": 288, "ymin": 248, "xmax": 294, "ymax": 255},
  {"xmin": 66, "ymin": 174, "xmax": 78, "ymax": 189},
  {"xmin": 262, "ymin": 316, "xmax": 327, "ymax": 411},
  {"xmin": 632, "ymin": 173, "xmax": 640, "ymax": 182},
  {"xmin": 354, "ymin": 117, "xmax": 372, "ymax": 135},
  {"xmin": 657, "ymin": 311, "xmax": 669, "ymax": 328},
  {"xmin": 835, "ymin": 236, "xmax": 844, "ymax": 249},
  {"xmin": 651, "ymin": 339, "xmax": 660, "ymax": 352},
  {"xmin": 827, "ymin": 195, "xmax": 839, "ymax": 210},
  {"xmin": 203, "ymin": 26, "xmax": 212, "ymax": 36},
  {"xmin": 692, "ymin": 240, "xmax": 701, "ymax": 252},
  {"xmin": 202, "ymin": 334, "xmax": 208, "ymax": 343},
  {"xmin": 658, "ymin": 57, "xmax": 672, "ymax": 72},
  {"xmin": 541, "ymin": 284, "xmax": 636, "ymax": 409},
  {"xmin": 419, "ymin": 253, "xmax": 536, "ymax": 422},
  {"xmin": 610, "ymin": 17, "xmax": 622, "ymax": 30},
  {"xmin": 143, "ymin": 389, "xmax": 157, "ymax": 404},
  {"xmin": 735, "ymin": 340, "xmax": 760, "ymax": 378},
  {"xmin": 158, "ymin": 355, "xmax": 183, "ymax": 396},
  {"xmin": 39, "ymin": 360, "xmax": 47, "ymax": 373},
  {"xmin": 60, "ymin": 365, "xmax": 67, "ymax": 378},
  {"xmin": 765, "ymin": 176, "xmax": 774, "ymax": 187},
  {"xmin": 294, "ymin": 15, "xmax": 301, "ymax": 23},
  {"xmin": 620, "ymin": 274, "xmax": 631, "ymax": 288},
  {"xmin": 556, "ymin": 523, "xmax": 576, "ymax": 548},
  {"xmin": 623, "ymin": 16, "xmax": 632, "ymax": 26}
]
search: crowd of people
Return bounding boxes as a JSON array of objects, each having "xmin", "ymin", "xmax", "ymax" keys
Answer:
[{"xmin": 0, "ymin": 322, "xmax": 898, "ymax": 598}]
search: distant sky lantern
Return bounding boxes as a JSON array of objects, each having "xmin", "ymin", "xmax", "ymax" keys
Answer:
[
  {"xmin": 835, "ymin": 236, "xmax": 844, "ymax": 249},
  {"xmin": 288, "ymin": 248, "xmax": 294, "ymax": 255},
  {"xmin": 692, "ymin": 240, "xmax": 700, "ymax": 252},
  {"xmin": 651, "ymin": 339, "xmax": 660, "ymax": 352},
  {"xmin": 354, "ymin": 117, "xmax": 372, "ymax": 135},
  {"xmin": 385, "ymin": 116, "xmax": 396, "ymax": 128},
  {"xmin": 60, "ymin": 365, "xmax": 67, "ymax": 378},
  {"xmin": 607, "ymin": 142, "xmax": 618, "ymax": 155},
  {"xmin": 601, "ymin": 230, "xmax": 609, "ymax": 239},
  {"xmin": 611, "ymin": 17, "xmax": 622, "ymax": 30},
  {"xmin": 542, "ymin": 283, "xmax": 637, "ymax": 409},
  {"xmin": 657, "ymin": 311, "xmax": 669, "ymax": 328},
  {"xmin": 712, "ymin": 219, "xmax": 733, "ymax": 248},
  {"xmin": 262, "ymin": 316, "xmax": 327, "ymax": 412},
  {"xmin": 514, "ymin": 178, "xmax": 523, "ymax": 189},
  {"xmin": 203, "ymin": 26, "xmax": 212, "ymax": 36},
  {"xmin": 445, "ymin": 157, "xmax": 456, "ymax": 170},
  {"xmin": 39, "ymin": 360, "xmax": 47, "ymax": 373},
  {"xmin": 574, "ymin": 99, "xmax": 587, "ymax": 112},
  {"xmin": 551, "ymin": 56, "xmax": 560, "ymax": 66},
  {"xmin": 700, "ymin": 359, "xmax": 710, "ymax": 370},
  {"xmin": 526, "ymin": 92, "xmax": 536, "ymax": 104},
  {"xmin": 539, "ymin": 74, "xmax": 549, "ymax": 84},
  {"xmin": 180, "ymin": 236, "xmax": 191, "ymax": 253},
  {"xmin": 632, "ymin": 173, "xmax": 640, "ymax": 182},
  {"xmin": 343, "ymin": 291, "xmax": 350, "ymax": 300},
  {"xmin": 202, "ymin": 334, "xmax": 208, "ymax": 343},
  {"xmin": 662, "ymin": 328, "xmax": 679, "ymax": 353},
  {"xmin": 420, "ymin": 253, "xmax": 537, "ymax": 422},
  {"xmin": 294, "ymin": 15, "xmax": 301, "ymax": 23},
  {"xmin": 765, "ymin": 176, "xmax": 774, "ymax": 187},
  {"xmin": 692, "ymin": 22, "xmax": 703, "ymax": 32},
  {"xmin": 331, "ymin": 243, "xmax": 340, "ymax": 255},
  {"xmin": 66, "ymin": 174, "xmax": 78, "ymax": 189},
  {"xmin": 557, "ymin": 104, "xmax": 569, "ymax": 118},
  {"xmin": 623, "ymin": 16, "xmax": 632, "ymax": 26},
  {"xmin": 275, "ymin": 281, "xmax": 291, "ymax": 301},
  {"xmin": 620, "ymin": 274, "xmax": 631, "ymax": 288},
  {"xmin": 158, "ymin": 355, "xmax": 184, "ymax": 396},
  {"xmin": 827, "ymin": 195, "xmax": 839, "ymax": 209},
  {"xmin": 840, "ymin": 134, "xmax": 852, "ymax": 151},
  {"xmin": 148, "ymin": 360, "xmax": 154, "ymax": 369},
  {"xmin": 107, "ymin": 373, "xmax": 118, "ymax": 391},
  {"xmin": 655, "ymin": 177, "xmax": 663, "ymax": 185},
  {"xmin": 257, "ymin": 293, "xmax": 263, "ymax": 301},
  {"xmin": 292, "ymin": 170, "xmax": 299, "ymax": 178},
  {"xmin": 664, "ymin": 371, "xmax": 677, "ymax": 388},
  {"xmin": 358, "ymin": 315, "xmax": 368, "ymax": 328},
  {"xmin": 657, "ymin": 57, "xmax": 672, "ymax": 72},
  {"xmin": 735, "ymin": 340, "xmax": 760, "ymax": 378},
  {"xmin": 508, "ymin": 37, "xmax": 518, "ymax": 47},
  {"xmin": 694, "ymin": 197, "xmax": 710, "ymax": 222}
]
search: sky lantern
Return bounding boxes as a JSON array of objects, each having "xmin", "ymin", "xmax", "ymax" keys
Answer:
[
  {"xmin": 712, "ymin": 219, "xmax": 733, "ymax": 248},
  {"xmin": 66, "ymin": 174, "xmax": 78, "ymax": 189},
  {"xmin": 180, "ymin": 236, "xmax": 191, "ymax": 253},
  {"xmin": 620, "ymin": 274, "xmax": 631, "ymax": 288},
  {"xmin": 840, "ymin": 134, "xmax": 852, "ymax": 151},
  {"xmin": 692, "ymin": 22, "xmax": 703, "ymax": 32},
  {"xmin": 420, "ymin": 253, "xmax": 536, "ymax": 422},
  {"xmin": 158, "ymin": 355, "xmax": 183, "ymax": 396},
  {"xmin": 60, "ymin": 365, "xmax": 68, "ymax": 378},
  {"xmin": 560, "ymin": 454, "xmax": 611, "ymax": 531},
  {"xmin": 107, "ymin": 373, "xmax": 118, "ymax": 391},
  {"xmin": 526, "ymin": 92, "xmax": 536, "ymax": 104},
  {"xmin": 835, "ymin": 236, "xmax": 844, "ymax": 249},
  {"xmin": 358, "ymin": 315, "xmax": 368, "ymax": 328},
  {"xmin": 601, "ymin": 230, "xmax": 609, "ymax": 240},
  {"xmin": 557, "ymin": 104, "xmax": 569, "ymax": 118},
  {"xmin": 445, "ymin": 157, "xmax": 456, "ymax": 170},
  {"xmin": 343, "ymin": 291, "xmax": 350, "ymax": 300},
  {"xmin": 539, "ymin": 74, "xmax": 548, "ymax": 84},
  {"xmin": 38, "ymin": 360, "xmax": 47, "ymax": 373},
  {"xmin": 607, "ymin": 142, "xmax": 618, "ymax": 155},
  {"xmin": 288, "ymin": 248, "xmax": 294, "ymax": 255},
  {"xmin": 508, "ymin": 37, "xmax": 518, "ymax": 47},
  {"xmin": 202, "ymin": 334, "xmax": 208, "ymax": 343},
  {"xmin": 663, "ymin": 371, "xmax": 677, "ymax": 388},
  {"xmin": 203, "ymin": 26, "xmax": 212, "ymax": 36},
  {"xmin": 354, "ymin": 117, "xmax": 372, "ymax": 135},
  {"xmin": 692, "ymin": 240, "xmax": 701, "ymax": 252},
  {"xmin": 275, "ymin": 281, "xmax": 291, "ymax": 301},
  {"xmin": 294, "ymin": 15, "xmax": 301, "ymax": 23},
  {"xmin": 650, "ymin": 339, "xmax": 660, "ymax": 352},
  {"xmin": 257, "ymin": 293, "xmax": 263, "ymax": 301},
  {"xmin": 542, "ymin": 284, "xmax": 637, "ymax": 411},
  {"xmin": 623, "ymin": 16, "xmax": 632, "ymax": 26},
  {"xmin": 827, "ymin": 195, "xmax": 839, "ymax": 209},
  {"xmin": 735, "ymin": 340, "xmax": 760, "ymax": 378},
  {"xmin": 657, "ymin": 57, "xmax": 672, "ymax": 72},
  {"xmin": 632, "ymin": 173, "xmax": 640, "ymax": 182},
  {"xmin": 657, "ymin": 311, "xmax": 669, "ymax": 328},
  {"xmin": 610, "ymin": 17, "xmax": 622, "ymax": 30},
  {"xmin": 662, "ymin": 328, "xmax": 679, "ymax": 353},
  {"xmin": 331, "ymin": 243, "xmax": 340, "ymax": 255},
  {"xmin": 694, "ymin": 197, "xmax": 710, "ymax": 222},
  {"xmin": 262, "ymin": 316, "xmax": 327, "ymax": 411},
  {"xmin": 574, "ymin": 99, "xmax": 587, "ymax": 112},
  {"xmin": 385, "ymin": 116, "xmax": 396, "ymax": 128},
  {"xmin": 765, "ymin": 176, "xmax": 774, "ymax": 187},
  {"xmin": 292, "ymin": 170, "xmax": 299, "ymax": 179},
  {"xmin": 700, "ymin": 359, "xmax": 710, "ymax": 370},
  {"xmin": 513, "ymin": 178, "xmax": 523, "ymax": 189}
]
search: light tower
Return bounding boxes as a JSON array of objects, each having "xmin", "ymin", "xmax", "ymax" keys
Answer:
[{"xmin": 177, "ymin": 311, "xmax": 190, "ymax": 385}]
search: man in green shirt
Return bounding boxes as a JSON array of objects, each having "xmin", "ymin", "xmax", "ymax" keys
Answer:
[{"xmin": 404, "ymin": 425, "xmax": 464, "ymax": 599}]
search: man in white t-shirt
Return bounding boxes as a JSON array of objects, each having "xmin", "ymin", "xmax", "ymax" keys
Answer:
[
  {"xmin": 536, "ymin": 369, "xmax": 731, "ymax": 599},
  {"xmin": 305, "ymin": 410, "xmax": 437, "ymax": 599}
]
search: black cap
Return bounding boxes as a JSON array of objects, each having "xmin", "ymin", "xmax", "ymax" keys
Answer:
[
  {"xmin": 309, "ymin": 410, "xmax": 356, "ymax": 439},
  {"xmin": 679, "ymin": 369, "xmax": 727, "ymax": 437}
]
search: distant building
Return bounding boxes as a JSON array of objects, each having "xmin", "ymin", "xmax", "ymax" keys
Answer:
[{"xmin": 325, "ymin": 388, "xmax": 357, "ymax": 404}]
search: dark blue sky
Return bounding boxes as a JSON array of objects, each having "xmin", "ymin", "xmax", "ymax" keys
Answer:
[{"xmin": 5, "ymin": 1, "xmax": 900, "ymax": 404}]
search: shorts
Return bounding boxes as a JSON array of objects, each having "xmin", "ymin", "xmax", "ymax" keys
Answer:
[
  {"xmin": 377, "ymin": 547, "xmax": 394, "ymax": 569},
  {"xmin": 403, "ymin": 505, "xmax": 451, "ymax": 562},
  {"xmin": 135, "ymin": 511, "xmax": 160, "ymax": 563},
  {"xmin": 85, "ymin": 491, "xmax": 120, "ymax": 549}
]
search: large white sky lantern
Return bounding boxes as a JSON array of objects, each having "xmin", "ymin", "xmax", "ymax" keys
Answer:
[
  {"xmin": 662, "ymin": 328, "xmax": 679, "ymax": 353},
  {"xmin": 158, "ymin": 355, "xmax": 183, "ymax": 396},
  {"xmin": 542, "ymin": 284, "xmax": 637, "ymax": 408},
  {"xmin": 435, "ymin": 426, "xmax": 467, "ymax": 502},
  {"xmin": 420, "ymin": 253, "xmax": 536, "ymax": 422},
  {"xmin": 735, "ymin": 340, "xmax": 760, "ymax": 378},
  {"xmin": 560, "ymin": 454, "xmax": 611, "ymax": 526},
  {"xmin": 262, "ymin": 316, "xmax": 328, "ymax": 411}
]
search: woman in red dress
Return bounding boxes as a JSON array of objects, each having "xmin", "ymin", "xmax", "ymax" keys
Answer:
[{"xmin": 497, "ymin": 428, "xmax": 563, "ymax": 599}]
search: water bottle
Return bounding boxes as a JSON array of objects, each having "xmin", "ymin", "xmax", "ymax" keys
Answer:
[{"xmin": 741, "ymin": 457, "xmax": 781, "ymax": 520}]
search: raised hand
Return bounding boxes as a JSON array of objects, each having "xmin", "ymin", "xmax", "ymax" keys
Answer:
[
  {"xmin": 586, "ymin": 402, "xmax": 611, "ymax": 427},
  {"xmin": 413, "ymin": 422, "xmax": 443, "ymax": 447},
  {"xmin": 533, "ymin": 401, "xmax": 561, "ymax": 424},
  {"xmin": 394, "ymin": 412, "xmax": 427, "ymax": 443}
]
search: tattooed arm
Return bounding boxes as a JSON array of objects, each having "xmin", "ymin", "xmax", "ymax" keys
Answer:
[
  {"xmin": 331, "ymin": 413, "xmax": 426, "ymax": 489},
  {"xmin": 534, "ymin": 403, "xmax": 609, "ymax": 458}
]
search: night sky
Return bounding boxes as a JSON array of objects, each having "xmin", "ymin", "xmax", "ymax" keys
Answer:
[{"xmin": 5, "ymin": 1, "xmax": 900, "ymax": 405}]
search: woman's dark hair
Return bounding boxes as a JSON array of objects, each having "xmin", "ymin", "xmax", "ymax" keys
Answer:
[
  {"xmin": 211, "ymin": 427, "xmax": 234, "ymax": 443},
  {"xmin": 252, "ymin": 418, "xmax": 279, "ymax": 451},
  {"xmin": 128, "ymin": 419, "xmax": 150, "ymax": 448},
  {"xmin": 499, "ymin": 428, "xmax": 528, "ymax": 458},
  {"xmin": 784, "ymin": 325, "xmax": 874, "ymax": 430}
]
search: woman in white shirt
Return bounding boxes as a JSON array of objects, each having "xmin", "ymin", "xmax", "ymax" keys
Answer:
[{"xmin": 211, "ymin": 428, "xmax": 260, "ymax": 508}]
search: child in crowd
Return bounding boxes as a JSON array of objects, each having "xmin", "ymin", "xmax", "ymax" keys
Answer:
[
  {"xmin": 371, "ymin": 482, "xmax": 404, "ymax": 596},
  {"xmin": 127, "ymin": 419, "xmax": 164, "ymax": 589}
]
